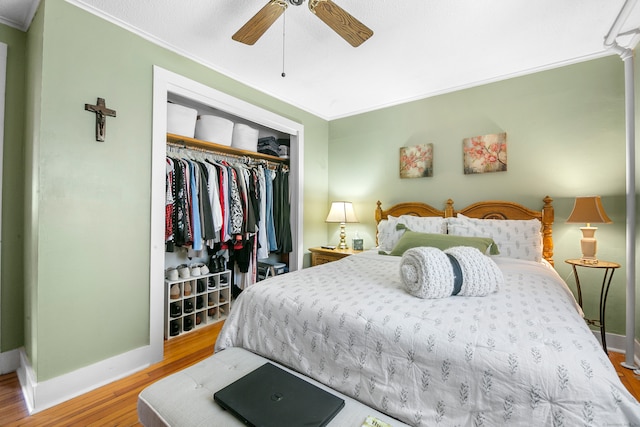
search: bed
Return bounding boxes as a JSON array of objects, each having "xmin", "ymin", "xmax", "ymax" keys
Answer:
[{"xmin": 215, "ymin": 197, "xmax": 640, "ymax": 426}]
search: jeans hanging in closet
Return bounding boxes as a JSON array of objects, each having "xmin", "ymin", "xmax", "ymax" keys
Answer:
[{"xmin": 264, "ymin": 168, "xmax": 278, "ymax": 251}]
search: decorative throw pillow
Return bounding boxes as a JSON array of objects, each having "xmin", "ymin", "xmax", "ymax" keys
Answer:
[
  {"xmin": 447, "ymin": 214, "xmax": 542, "ymax": 262},
  {"xmin": 388, "ymin": 231, "xmax": 499, "ymax": 256}
]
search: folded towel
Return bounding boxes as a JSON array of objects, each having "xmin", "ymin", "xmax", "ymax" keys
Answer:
[
  {"xmin": 444, "ymin": 246, "xmax": 503, "ymax": 296},
  {"xmin": 400, "ymin": 247, "xmax": 455, "ymax": 298},
  {"xmin": 399, "ymin": 246, "xmax": 503, "ymax": 298}
]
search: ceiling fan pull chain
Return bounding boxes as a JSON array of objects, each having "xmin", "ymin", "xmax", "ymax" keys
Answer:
[{"xmin": 281, "ymin": 10, "xmax": 286, "ymax": 77}]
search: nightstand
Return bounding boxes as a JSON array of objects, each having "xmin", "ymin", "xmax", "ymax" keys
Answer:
[
  {"xmin": 309, "ymin": 247, "xmax": 361, "ymax": 266},
  {"xmin": 565, "ymin": 259, "xmax": 620, "ymax": 353}
]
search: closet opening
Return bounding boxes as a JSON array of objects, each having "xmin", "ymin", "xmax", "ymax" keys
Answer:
[{"xmin": 150, "ymin": 66, "xmax": 304, "ymax": 359}]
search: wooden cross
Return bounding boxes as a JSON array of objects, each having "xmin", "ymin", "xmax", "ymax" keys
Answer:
[{"xmin": 85, "ymin": 97, "xmax": 116, "ymax": 142}]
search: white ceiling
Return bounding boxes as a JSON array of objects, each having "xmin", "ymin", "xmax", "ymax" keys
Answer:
[{"xmin": 4, "ymin": 0, "xmax": 640, "ymax": 120}]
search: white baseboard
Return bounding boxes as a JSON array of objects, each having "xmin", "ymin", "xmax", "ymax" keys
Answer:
[
  {"xmin": 594, "ymin": 330, "xmax": 640, "ymax": 368},
  {"xmin": 0, "ymin": 348, "xmax": 20, "ymax": 374},
  {"xmin": 16, "ymin": 343, "xmax": 162, "ymax": 414}
]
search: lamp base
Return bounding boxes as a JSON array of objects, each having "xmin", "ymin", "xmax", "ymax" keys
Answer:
[
  {"xmin": 338, "ymin": 223, "xmax": 348, "ymax": 249},
  {"xmin": 579, "ymin": 226, "xmax": 598, "ymax": 263}
]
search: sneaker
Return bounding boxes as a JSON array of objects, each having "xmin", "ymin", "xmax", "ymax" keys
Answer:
[
  {"xmin": 170, "ymin": 284, "xmax": 180, "ymax": 299},
  {"xmin": 170, "ymin": 302, "xmax": 181, "ymax": 318},
  {"xmin": 183, "ymin": 317, "xmax": 193, "ymax": 331},
  {"xmin": 184, "ymin": 299, "xmax": 194, "ymax": 313},
  {"xmin": 197, "ymin": 279, "xmax": 206, "ymax": 293},
  {"xmin": 170, "ymin": 320, "xmax": 180, "ymax": 336}
]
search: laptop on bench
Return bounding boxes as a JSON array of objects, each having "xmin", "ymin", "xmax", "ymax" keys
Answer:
[{"xmin": 214, "ymin": 362, "xmax": 345, "ymax": 427}]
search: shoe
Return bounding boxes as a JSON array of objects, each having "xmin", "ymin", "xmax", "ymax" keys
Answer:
[
  {"xmin": 213, "ymin": 256, "xmax": 226, "ymax": 273},
  {"xmin": 208, "ymin": 277, "xmax": 217, "ymax": 289},
  {"xmin": 195, "ymin": 313, "xmax": 202, "ymax": 325},
  {"xmin": 170, "ymin": 320, "xmax": 180, "ymax": 336},
  {"xmin": 184, "ymin": 282, "xmax": 192, "ymax": 296},
  {"xmin": 219, "ymin": 307, "xmax": 226, "ymax": 316},
  {"xmin": 177, "ymin": 264, "xmax": 190, "ymax": 279},
  {"xmin": 170, "ymin": 284, "xmax": 180, "ymax": 299},
  {"xmin": 170, "ymin": 302, "xmax": 182, "ymax": 318},
  {"xmin": 197, "ymin": 279, "xmax": 206, "ymax": 293},
  {"xmin": 208, "ymin": 294, "xmax": 216, "ymax": 306},
  {"xmin": 184, "ymin": 299, "xmax": 194, "ymax": 313},
  {"xmin": 208, "ymin": 307, "xmax": 217, "ymax": 317},
  {"xmin": 196, "ymin": 296, "xmax": 204, "ymax": 310},
  {"xmin": 183, "ymin": 317, "xmax": 193, "ymax": 331},
  {"xmin": 165, "ymin": 267, "xmax": 179, "ymax": 281},
  {"xmin": 219, "ymin": 294, "xmax": 226, "ymax": 303}
]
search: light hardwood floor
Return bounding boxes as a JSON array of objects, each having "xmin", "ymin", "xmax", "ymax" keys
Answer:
[
  {"xmin": 0, "ymin": 321, "xmax": 223, "ymax": 427},
  {"xmin": 1, "ymin": 323, "xmax": 639, "ymax": 426}
]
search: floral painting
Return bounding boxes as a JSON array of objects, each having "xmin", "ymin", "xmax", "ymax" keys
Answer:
[
  {"xmin": 400, "ymin": 143, "xmax": 433, "ymax": 178},
  {"xmin": 463, "ymin": 132, "xmax": 507, "ymax": 174}
]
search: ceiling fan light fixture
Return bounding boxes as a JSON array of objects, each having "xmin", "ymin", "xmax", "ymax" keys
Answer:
[
  {"xmin": 233, "ymin": 0, "xmax": 372, "ymax": 47},
  {"xmin": 308, "ymin": 0, "xmax": 373, "ymax": 47}
]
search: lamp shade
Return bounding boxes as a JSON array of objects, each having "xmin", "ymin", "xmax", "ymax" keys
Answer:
[
  {"xmin": 566, "ymin": 196, "xmax": 612, "ymax": 225},
  {"xmin": 325, "ymin": 201, "xmax": 359, "ymax": 223}
]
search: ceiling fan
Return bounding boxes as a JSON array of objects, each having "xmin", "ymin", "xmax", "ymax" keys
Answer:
[{"xmin": 232, "ymin": 0, "xmax": 373, "ymax": 47}]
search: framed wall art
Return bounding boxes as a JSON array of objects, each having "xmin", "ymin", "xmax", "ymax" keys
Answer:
[
  {"xmin": 400, "ymin": 143, "xmax": 433, "ymax": 178},
  {"xmin": 463, "ymin": 132, "xmax": 507, "ymax": 174}
]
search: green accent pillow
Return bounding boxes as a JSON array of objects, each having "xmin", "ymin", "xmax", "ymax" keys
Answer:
[{"xmin": 388, "ymin": 231, "xmax": 500, "ymax": 256}]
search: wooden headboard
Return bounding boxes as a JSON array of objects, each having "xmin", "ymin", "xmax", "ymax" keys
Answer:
[{"xmin": 375, "ymin": 196, "xmax": 554, "ymax": 265}]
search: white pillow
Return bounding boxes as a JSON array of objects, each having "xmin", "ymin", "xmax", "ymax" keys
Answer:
[
  {"xmin": 377, "ymin": 215, "xmax": 447, "ymax": 252},
  {"xmin": 397, "ymin": 215, "xmax": 447, "ymax": 235},
  {"xmin": 447, "ymin": 213, "xmax": 543, "ymax": 262},
  {"xmin": 377, "ymin": 216, "xmax": 403, "ymax": 252}
]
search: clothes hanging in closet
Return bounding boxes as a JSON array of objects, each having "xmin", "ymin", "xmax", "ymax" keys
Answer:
[{"xmin": 165, "ymin": 149, "xmax": 290, "ymax": 288}]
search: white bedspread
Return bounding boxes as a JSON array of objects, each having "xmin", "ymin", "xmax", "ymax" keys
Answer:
[{"xmin": 216, "ymin": 251, "xmax": 640, "ymax": 426}]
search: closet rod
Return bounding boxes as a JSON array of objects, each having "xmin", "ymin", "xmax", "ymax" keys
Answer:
[{"xmin": 166, "ymin": 141, "xmax": 288, "ymax": 171}]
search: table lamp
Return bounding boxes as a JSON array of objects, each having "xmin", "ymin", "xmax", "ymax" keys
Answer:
[
  {"xmin": 325, "ymin": 201, "xmax": 359, "ymax": 249},
  {"xmin": 566, "ymin": 196, "xmax": 612, "ymax": 263}
]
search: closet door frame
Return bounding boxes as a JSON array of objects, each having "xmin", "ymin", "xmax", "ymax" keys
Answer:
[{"xmin": 150, "ymin": 66, "xmax": 304, "ymax": 358}]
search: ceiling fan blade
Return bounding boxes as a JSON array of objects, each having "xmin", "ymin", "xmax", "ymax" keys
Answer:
[
  {"xmin": 232, "ymin": 0, "xmax": 288, "ymax": 45},
  {"xmin": 308, "ymin": 0, "xmax": 373, "ymax": 47}
]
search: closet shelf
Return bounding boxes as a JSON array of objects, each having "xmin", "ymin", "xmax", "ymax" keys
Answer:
[{"xmin": 167, "ymin": 133, "xmax": 289, "ymax": 164}]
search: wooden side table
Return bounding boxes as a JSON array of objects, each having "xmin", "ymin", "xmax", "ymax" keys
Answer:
[
  {"xmin": 309, "ymin": 247, "xmax": 361, "ymax": 266},
  {"xmin": 565, "ymin": 259, "xmax": 620, "ymax": 353}
]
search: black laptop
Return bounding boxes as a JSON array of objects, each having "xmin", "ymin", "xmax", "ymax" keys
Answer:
[{"xmin": 214, "ymin": 362, "xmax": 345, "ymax": 427}]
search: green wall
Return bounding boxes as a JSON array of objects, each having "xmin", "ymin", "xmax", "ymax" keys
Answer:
[
  {"xmin": 3, "ymin": 0, "xmax": 639, "ymax": 385},
  {"xmin": 20, "ymin": 0, "xmax": 328, "ymax": 381},
  {"xmin": 328, "ymin": 56, "xmax": 634, "ymax": 337},
  {"xmin": 0, "ymin": 20, "xmax": 26, "ymax": 352}
]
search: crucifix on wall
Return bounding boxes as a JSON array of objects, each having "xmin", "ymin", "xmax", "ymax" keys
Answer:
[{"xmin": 85, "ymin": 97, "xmax": 116, "ymax": 142}]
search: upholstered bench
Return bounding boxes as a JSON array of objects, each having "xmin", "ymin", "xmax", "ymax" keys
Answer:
[{"xmin": 137, "ymin": 347, "xmax": 408, "ymax": 426}]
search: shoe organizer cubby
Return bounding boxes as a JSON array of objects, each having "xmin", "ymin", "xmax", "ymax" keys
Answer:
[{"xmin": 164, "ymin": 270, "xmax": 232, "ymax": 339}]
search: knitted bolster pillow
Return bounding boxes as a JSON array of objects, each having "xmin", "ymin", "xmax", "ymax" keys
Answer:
[{"xmin": 399, "ymin": 246, "xmax": 503, "ymax": 299}]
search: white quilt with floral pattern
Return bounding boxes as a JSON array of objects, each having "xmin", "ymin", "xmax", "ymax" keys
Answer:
[{"xmin": 215, "ymin": 251, "xmax": 640, "ymax": 426}]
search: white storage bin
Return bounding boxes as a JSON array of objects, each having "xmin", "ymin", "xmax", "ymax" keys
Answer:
[
  {"xmin": 195, "ymin": 115, "xmax": 234, "ymax": 146},
  {"xmin": 167, "ymin": 103, "xmax": 197, "ymax": 138},
  {"xmin": 231, "ymin": 123, "xmax": 259, "ymax": 152}
]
